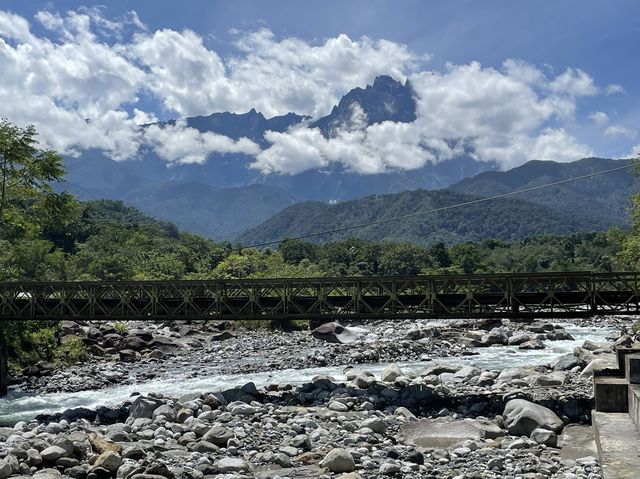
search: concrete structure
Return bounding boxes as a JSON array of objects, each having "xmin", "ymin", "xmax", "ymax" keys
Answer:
[{"xmin": 593, "ymin": 344, "xmax": 640, "ymax": 478}]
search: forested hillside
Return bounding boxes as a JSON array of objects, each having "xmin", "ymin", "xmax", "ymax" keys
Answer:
[
  {"xmin": 237, "ymin": 189, "xmax": 617, "ymax": 246},
  {"xmin": 450, "ymin": 157, "xmax": 637, "ymax": 225}
]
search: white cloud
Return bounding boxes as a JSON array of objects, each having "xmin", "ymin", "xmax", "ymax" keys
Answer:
[
  {"xmin": 0, "ymin": 8, "xmax": 614, "ymax": 173},
  {"xmin": 128, "ymin": 27, "xmax": 417, "ymax": 118},
  {"xmin": 605, "ymin": 84, "xmax": 625, "ymax": 95},
  {"xmin": 628, "ymin": 145, "xmax": 640, "ymax": 158},
  {"xmin": 588, "ymin": 111, "xmax": 610, "ymax": 126},
  {"xmin": 143, "ymin": 120, "xmax": 260, "ymax": 165},
  {"xmin": 254, "ymin": 60, "xmax": 595, "ymax": 174},
  {"xmin": 604, "ymin": 124, "xmax": 636, "ymax": 138},
  {"xmin": 549, "ymin": 67, "xmax": 598, "ymax": 96}
]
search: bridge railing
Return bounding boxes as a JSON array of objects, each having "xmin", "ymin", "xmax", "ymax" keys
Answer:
[{"xmin": 0, "ymin": 272, "xmax": 638, "ymax": 320}]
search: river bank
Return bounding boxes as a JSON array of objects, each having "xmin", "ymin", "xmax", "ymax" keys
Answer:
[{"xmin": 0, "ymin": 316, "xmax": 635, "ymax": 478}]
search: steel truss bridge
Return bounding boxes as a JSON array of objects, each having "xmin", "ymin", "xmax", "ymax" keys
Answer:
[{"xmin": 0, "ymin": 272, "xmax": 639, "ymax": 321}]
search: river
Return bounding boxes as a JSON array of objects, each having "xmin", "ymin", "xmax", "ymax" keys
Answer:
[{"xmin": 0, "ymin": 323, "xmax": 613, "ymax": 426}]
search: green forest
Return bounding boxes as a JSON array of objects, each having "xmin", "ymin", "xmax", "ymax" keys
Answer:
[{"xmin": 1, "ymin": 120, "xmax": 640, "ymax": 392}]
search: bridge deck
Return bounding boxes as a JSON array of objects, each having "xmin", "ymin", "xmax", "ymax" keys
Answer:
[{"xmin": 0, "ymin": 272, "xmax": 638, "ymax": 320}]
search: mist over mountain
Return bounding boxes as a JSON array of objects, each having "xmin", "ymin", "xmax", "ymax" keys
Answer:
[{"xmin": 61, "ymin": 75, "xmax": 499, "ymax": 238}]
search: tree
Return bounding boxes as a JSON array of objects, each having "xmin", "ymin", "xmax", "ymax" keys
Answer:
[
  {"xmin": 0, "ymin": 119, "xmax": 68, "ymax": 396},
  {"xmin": 0, "ymin": 119, "xmax": 67, "ymax": 238}
]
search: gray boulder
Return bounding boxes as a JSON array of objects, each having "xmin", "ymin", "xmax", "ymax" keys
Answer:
[
  {"xmin": 503, "ymin": 399, "xmax": 564, "ymax": 436},
  {"xmin": 381, "ymin": 363, "xmax": 404, "ymax": 382},
  {"xmin": 216, "ymin": 457, "xmax": 250, "ymax": 473},
  {"xmin": 320, "ymin": 448, "xmax": 356, "ymax": 473},
  {"xmin": 41, "ymin": 446, "xmax": 67, "ymax": 462},
  {"xmin": 312, "ymin": 322, "xmax": 367, "ymax": 344},
  {"xmin": 128, "ymin": 396, "xmax": 164, "ymax": 419},
  {"xmin": 202, "ymin": 425, "xmax": 234, "ymax": 446}
]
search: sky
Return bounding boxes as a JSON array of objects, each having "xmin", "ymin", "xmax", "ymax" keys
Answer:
[{"xmin": 0, "ymin": 0, "xmax": 638, "ymax": 175}]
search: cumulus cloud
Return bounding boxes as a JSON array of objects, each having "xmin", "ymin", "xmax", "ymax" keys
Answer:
[
  {"xmin": 604, "ymin": 124, "xmax": 636, "ymax": 139},
  {"xmin": 0, "ymin": 7, "xmax": 616, "ymax": 174},
  {"xmin": 254, "ymin": 60, "xmax": 596, "ymax": 174},
  {"xmin": 142, "ymin": 120, "xmax": 260, "ymax": 165},
  {"xmin": 588, "ymin": 111, "xmax": 610, "ymax": 126}
]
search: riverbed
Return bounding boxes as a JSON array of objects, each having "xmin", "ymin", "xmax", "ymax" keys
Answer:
[{"xmin": 0, "ymin": 322, "xmax": 614, "ymax": 426}]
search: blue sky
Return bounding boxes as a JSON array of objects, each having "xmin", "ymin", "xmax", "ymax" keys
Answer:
[{"xmin": 0, "ymin": 0, "xmax": 638, "ymax": 172}]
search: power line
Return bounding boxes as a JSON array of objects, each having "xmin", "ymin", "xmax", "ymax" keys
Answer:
[{"xmin": 245, "ymin": 162, "xmax": 638, "ymax": 248}]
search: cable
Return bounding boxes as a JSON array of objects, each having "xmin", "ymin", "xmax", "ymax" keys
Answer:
[{"xmin": 245, "ymin": 162, "xmax": 638, "ymax": 248}]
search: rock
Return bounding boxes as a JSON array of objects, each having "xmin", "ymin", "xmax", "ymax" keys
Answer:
[
  {"xmin": 320, "ymin": 448, "xmax": 356, "ymax": 473},
  {"xmin": 121, "ymin": 335, "xmax": 147, "ymax": 351},
  {"xmin": 211, "ymin": 331, "xmax": 235, "ymax": 341},
  {"xmin": 0, "ymin": 461, "xmax": 11, "ymax": 479},
  {"xmin": 120, "ymin": 349, "xmax": 141, "ymax": 362},
  {"xmin": 92, "ymin": 451, "xmax": 121, "ymax": 473},
  {"xmin": 552, "ymin": 353, "xmax": 583, "ymax": 371},
  {"xmin": 128, "ymin": 396, "xmax": 165, "ymax": 419},
  {"xmin": 176, "ymin": 408, "xmax": 193, "ymax": 423},
  {"xmin": 519, "ymin": 339, "xmax": 545, "ymax": 349},
  {"xmin": 397, "ymin": 419, "xmax": 483, "ymax": 448},
  {"xmin": 216, "ymin": 457, "xmax": 250, "ymax": 473},
  {"xmin": 379, "ymin": 462, "xmax": 401, "ymax": 474},
  {"xmin": 122, "ymin": 446, "xmax": 146, "ymax": 460},
  {"xmin": 228, "ymin": 401, "xmax": 257, "ymax": 415},
  {"xmin": 531, "ymin": 427, "xmax": 558, "ymax": 447},
  {"xmin": 89, "ymin": 433, "xmax": 123, "ymax": 454},
  {"xmin": 381, "ymin": 363, "xmax": 404, "ymax": 382},
  {"xmin": 152, "ymin": 404, "xmax": 176, "ymax": 421},
  {"xmin": 328, "ymin": 401, "xmax": 349, "ymax": 412},
  {"xmin": 580, "ymin": 357, "xmax": 616, "ymax": 378},
  {"xmin": 202, "ymin": 425, "xmax": 234, "ymax": 446},
  {"xmin": 41, "ymin": 446, "xmax": 67, "ymax": 462},
  {"xmin": 361, "ymin": 417, "xmax": 386, "ymax": 433},
  {"xmin": 508, "ymin": 333, "xmax": 531, "ymax": 345},
  {"xmin": 503, "ymin": 399, "xmax": 564, "ymax": 436},
  {"xmin": 34, "ymin": 470, "xmax": 63, "ymax": 479},
  {"xmin": 534, "ymin": 371, "xmax": 566, "ymax": 386},
  {"xmin": 420, "ymin": 364, "xmax": 459, "ymax": 376},
  {"xmin": 312, "ymin": 322, "xmax": 367, "ymax": 344}
]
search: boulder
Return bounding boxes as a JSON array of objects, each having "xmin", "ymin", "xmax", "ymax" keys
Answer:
[
  {"xmin": 128, "ymin": 396, "xmax": 165, "ymax": 419},
  {"xmin": 92, "ymin": 451, "xmax": 121, "ymax": 473},
  {"xmin": 381, "ymin": 363, "xmax": 404, "ymax": 382},
  {"xmin": 202, "ymin": 425, "xmax": 234, "ymax": 446},
  {"xmin": 552, "ymin": 353, "xmax": 583, "ymax": 371},
  {"xmin": 41, "ymin": 446, "xmax": 67, "ymax": 462},
  {"xmin": 0, "ymin": 460, "xmax": 11, "ymax": 479},
  {"xmin": 216, "ymin": 457, "xmax": 250, "ymax": 473},
  {"xmin": 320, "ymin": 448, "xmax": 356, "ymax": 473},
  {"xmin": 530, "ymin": 427, "xmax": 558, "ymax": 447},
  {"xmin": 152, "ymin": 405, "xmax": 176, "ymax": 421},
  {"xmin": 503, "ymin": 399, "xmax": 564, "ymax": 436},
  {"xmin": 396, "ymin": 419, "xmax": 485, "ymax": 448},
  {"xmin": 312, "ymin": 322, "xmax": 367, "ymax": 344}
]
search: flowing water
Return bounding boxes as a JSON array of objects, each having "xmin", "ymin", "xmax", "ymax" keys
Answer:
[{"xmin": 0, "ymin": 323, "xmax": 613, "ymax": 426}]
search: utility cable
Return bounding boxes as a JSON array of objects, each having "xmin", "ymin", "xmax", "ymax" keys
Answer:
[{"xmin": 245, "ymin": 162, "xmax": 638, "ymax": 248}]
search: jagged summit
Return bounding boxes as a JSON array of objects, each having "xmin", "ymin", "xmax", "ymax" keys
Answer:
[{"xmin": 313, "ymin": 75, "xmax": 416, "ymax": 133}]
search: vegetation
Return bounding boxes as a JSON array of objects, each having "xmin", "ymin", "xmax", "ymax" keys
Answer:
[
  {"xmin": 0, "ymin": 119, "xmax": 638, "ymax": 395},
  {"xmin": 237, "ymin": 189, "xmax": 619, "ymax": 247}
]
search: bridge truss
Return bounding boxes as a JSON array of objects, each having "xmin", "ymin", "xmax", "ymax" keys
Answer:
[{"xmin": 0, "ymin": 272, "xmax": 639, "ymax": 321}]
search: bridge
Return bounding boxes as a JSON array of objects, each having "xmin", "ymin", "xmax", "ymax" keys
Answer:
[{"xmin": 0, "ymin": 271, "xmax": 639, "ymax": 321}]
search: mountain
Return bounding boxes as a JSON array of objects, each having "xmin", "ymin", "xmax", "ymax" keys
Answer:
[
  {"xmin": 450, "ymin": 157, "xmax": 637, "ymax": 226},
  {"xmin": 121, "ymin": 182, "xmax": 296, "ymax": 240},
  {"xmin": 59, "ymin": 75, "xmax": 499, "ymax": 238},
  {"xmin": 237, "ymin": 188, "xmax": 616, "ymax": 247}
]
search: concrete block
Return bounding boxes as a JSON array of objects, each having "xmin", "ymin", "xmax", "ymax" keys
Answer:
[
  {"xmin": 593, "ymin": 411, "xmax": 640, "ymax": 479},
  {"xmin": 616, "ymin": 345, "xmax": 640, "ymax": 374},
  {"xmin": 594, "ymin": 377, "xmax": 628, "ymax": 413},
  {"xmin": 625, "ymin": 353, "xmax": 640, "ymax": 384},
  {"xmin": 628, "ymin": 384, "xmax": 640, "ymax": 433}
]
